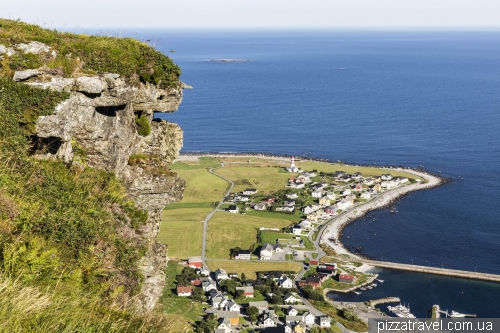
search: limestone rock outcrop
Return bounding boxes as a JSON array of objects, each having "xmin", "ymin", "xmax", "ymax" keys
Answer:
[{"xmin": 31, "ymin": 71, "xmax": 186, "ymax": 312}]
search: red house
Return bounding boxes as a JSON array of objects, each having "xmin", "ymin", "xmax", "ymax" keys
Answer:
[
  {"xmin": 299, "ymin": 277, "xmax": 322, "ymax": 287},
  {"xmin": 339, "ymin": 274, "xmax": 356, "ymax": 284},
  {"xmin": 262, "ymin": 197, "xmax": 276, "ymax": 204},
  {"xmin": 177, "ymin": 285, "xmax": 193, "ymax": 296},
  {"xmin": 309, "ymin": 260, "xmax": 319, "ymax": 267},
  {"xmin": 188, "ymin": 257, "xmax": 203, "ymax": 268},
  {"xmin": 190, "ymin": 278, "xmax": 201, "ymax": 286}
]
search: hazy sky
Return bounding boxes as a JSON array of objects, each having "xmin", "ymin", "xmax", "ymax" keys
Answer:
[{"xmin": 1, "ymin": 0, "xmax": 499, "ymax": 29}]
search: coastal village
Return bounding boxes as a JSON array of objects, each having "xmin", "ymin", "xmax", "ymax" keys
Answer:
[{"xmin": 160, "ymin": 155, "xmax": 434, "ymax": 333}]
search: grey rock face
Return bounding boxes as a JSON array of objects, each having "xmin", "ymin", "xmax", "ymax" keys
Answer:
[
  {"xmin": 15, "ymin": 41, "xmax": 51, "ymax": 54},
  {"xmin": 0, "ymin": 44, "xmax": 16, "ymax": 56},
  {"xmin": 76, "ymin": 76, "xmax": 108, "ymax": 94},
  {"xmin": 33, "ymin": 74, "xmax": 186, "ymax": 313},
  {"xmin": 13, "ymin": 69, "xmax": 40, "ymax": 81},
  {"xmin": 26, "ymin": 77, "xmax": 75, "ymax": 92}
]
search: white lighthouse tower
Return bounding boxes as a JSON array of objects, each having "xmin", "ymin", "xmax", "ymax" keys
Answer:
[{"xmin": 287, "ymin": 156, "xmax": 299, "ymax": 172}]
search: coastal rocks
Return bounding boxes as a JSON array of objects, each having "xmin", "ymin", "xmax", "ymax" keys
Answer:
[
  {"xmin": 32, "ymin": 73, "xmax": 186, "ymax": 313},
  {"xmin": 13, "ymin": 69, "xmax": 40, "ymax": 81},
  {"xmin": 76, "ymin": 76, "xmax": 108, "ymax": 94}
]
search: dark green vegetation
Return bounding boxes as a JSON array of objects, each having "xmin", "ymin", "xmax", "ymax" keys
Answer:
[
  {"xmin": 0, "ymin": 23, "xmax": 181, "ymax": 330},
  {"xmin": 0, "ymin": 18, "xmax": 180, "ymax": 88},
  {"xmin": 136, "ymin": 115, "xmax": 152, "ymax": 136}
]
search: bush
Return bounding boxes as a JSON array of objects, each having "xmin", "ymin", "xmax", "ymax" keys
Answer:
[{"xmin": 135, "ymin": 116, "xmax": 151, "ymax": 136}]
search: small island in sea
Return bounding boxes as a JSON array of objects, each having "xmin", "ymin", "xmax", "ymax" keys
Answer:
[{"xmin": 209, "ymin": 58, "xmax": 252, "ymax": 63}]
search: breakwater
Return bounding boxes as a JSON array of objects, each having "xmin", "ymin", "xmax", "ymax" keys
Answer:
[
  {"xmin": 359, "ymin": 259, "xmax": 500, "ymax": 283},
  {"xmin": 369, "ymin": 297, "xmax": 400, "ymax": 307}
]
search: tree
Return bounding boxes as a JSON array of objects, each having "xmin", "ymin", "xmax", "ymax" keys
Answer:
[
  {"xmin": 191, "ymin": 287, "xmax": 206, "ymax": 302},
  {"xmin": 246, "ymin": 306, "xmax": 259, "ymax": 323},
  {"xmin": 241, "ymin": 272, "xmax": 247, "ymax": 283},
  {"xmin": 195, "ymin": 314, "xmax": 218, "ymax": 333},
  {"xmin": 220, "ymin": 279, "xmax": 238, "ymax": 295}
]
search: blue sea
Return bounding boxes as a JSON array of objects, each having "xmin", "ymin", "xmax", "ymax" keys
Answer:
[{"xmin": 130, "ymin": 29, "xmax": 500, "ymax": 316}]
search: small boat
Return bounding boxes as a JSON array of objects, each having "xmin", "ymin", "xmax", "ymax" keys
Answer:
[
  {"xmin": 370, "ymin": 283, "xmax": 377, "ymax": 287},
  {"xmin": 360, "ymin": 287, "xmax": 366, "ymax": 291},
  {"xmin": 449, "ymin": 310, "xmax": 466, "ymax": 318},
  {"xmin": 376, "ymin": 279, "xmax": 384, "ymax": 283},
  {"xmin": 366, "ymin": 286, "xmax": 373, "ymax": 289},
  {"xmin": 353, "ymin": 291, "xmax": 361, "ymax": 295}
]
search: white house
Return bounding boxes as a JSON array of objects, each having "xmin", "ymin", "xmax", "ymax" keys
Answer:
[
  {"xmin": 320, "ymin": 316, "xmax": 331, "ymax": 327},
  {"xmin": 276, "ymin": 206, "xmax": 294, "ymax": 212},
  {"xmin": 311, "ymin": 190, "xmax": 323, "ymax": 198},
  {"xmin": 284, "ymin": 200, "xmax": 295, "ymax": 207},
  {"xmin": 243, "ymin": 188, "xmax": 258, "ymax": 195},
  {"xmin": 351, "ymin": 172, "xmax": 363, "ymax": 180},
  {"xmin": 278, "ymin": 276, "xmax": 293, "ymax": 289},
  {"xmin": 342, "ymin": 188, "xmax": 351, "ymax": 196},
  {"xmin": 260, "ymin": 243, "xmax": 274, "ymax": 260},
  {"xmin": 286, "ymin": 306, "xmax": 298, "ymax": 316},
  {"xmin": 381, "ymin": 173, "xmax": 393, "ymax": 180},
  {"xmin": 215, "ymin": 268, "xmax": 229, "ymax": 281},
  {"xmin": 227, "ymin": 205, "xmax": 239, "ymax": 213},
  {"xmin": 225, "ymin": 300, "xmax": 241, "ymax": 312},
  {"xmin": 254, "ymin": 202, "xmax": 267, "ymax": 211},
  {"xmin": 235, "ymin": 250, "xmax": 251, "ymax": 260},
  {"xmin": 399, "ymin": 177, "xmax": 409, "ymax": 183},
  {"xmin": 286, "ymin": 192, "xmax": 298, "ymax": 199},
  {"xmin": 235, "ymin": 195, "xmax": 249, "ymax": 202},
  {"xmin": 303, "ymin": 312, "xmax": 315, "ymax": 325},
  {"xmin": 202, "ymin": 280, "xmax": 217, "ymax": 292},
  {"xmin": 337, "ymin": 198, "xmax": 354, "ymax": 210},
  {"xmin": 363, "ymin": 177, "xmax": 374, "ymax": 185},
  {"xmin": 216, "ymin": 318, "xmax": 232, "ymax": 333},
  {"xmin": 326, "ymin": 191, "xmax": 336, "ymax": 200},
  {"xmin": 291, "ymin": 225, "xmax": 303, "ymax": 235},
  {"xmin": 283, "ymin": 292, "xmax": 301, "ymax": 304},
  {"xmin": 360, "ymin": 192, "xmax": 371, "ymax": 199},
  {"xmin": 259, "ymin": 311, "xmax": 277, "ymax": 327}
]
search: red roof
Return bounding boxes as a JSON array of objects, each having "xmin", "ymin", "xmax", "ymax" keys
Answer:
[
  {"xmin": 339, "ymin": 274, "xmax": 355, "ymax": 281},
  {"xmin": 309, "ymin": 260, "xmax": 319, "ymax": 265},
  {"xmin": 190, "ymin": 279, "xmax": 201, "ymax": 286},
  {"xmin": 177, "ymin": 286, "xmax": 193, "ymax": 293}
]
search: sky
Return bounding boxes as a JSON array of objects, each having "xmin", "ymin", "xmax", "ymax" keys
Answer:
[{"xmin": 0, "ymin": 0, "xmax": 499, "ymax": 30}]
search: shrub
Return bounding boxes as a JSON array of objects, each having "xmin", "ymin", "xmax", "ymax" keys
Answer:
[{"xmin": 135, "ymin": 116, "xmax": 151, "ymax": 136}]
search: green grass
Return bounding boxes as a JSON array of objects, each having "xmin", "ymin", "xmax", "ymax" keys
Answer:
[
  {"xmin": 169, "ymin": 157, "xmax": 221, "ymax": 170},
  {"xmin": 162, "ymin": 262, "xmax": 205, "ymax": 332},
  {"xmin": 158, "ymin": 208, "xmax": 209, "ymax": 259},
  {"xmin": 244, "ymin": 208, "xmax": 300, "ymax": 221},
  {"xmin": 0, "ymin": 75, "xmax": 172, "ymax": 331},
  {"xmin": 213, "ymin": 166, "xmax": 291, "ymax": 194},
  {"xmin": 206, "ymin": 261, "xmax": 302, "ymax": 280},
  {"xmin": 158, "ymin": 164, "xmax": 228, "ymax": 259},
  {"xmin": 260, "ymin": 231, "xmax": 314, "ymax": 250},
  {"xmin": 0, "ymin": 18, "xmax": 180, "ymax": 88},
  {"xmin": 298, "ymin": 161, "xmax": 418, "ymax": 180},
  {"xmin": 206, "ymin": 212, "xmax": 293, "ymax": 259}
]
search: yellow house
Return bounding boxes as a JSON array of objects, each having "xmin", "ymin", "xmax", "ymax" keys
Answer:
[
  {"xmin": 293, "ymin": 322, "xmax": 307, "ymax": 333},
  {"xmin": 319, "ymin": 196, "xmax": 330, "ymax": 206}
]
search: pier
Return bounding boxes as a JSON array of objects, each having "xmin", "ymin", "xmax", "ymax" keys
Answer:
[
  {"xmin": 359, "ymin": 259, "xmax": 500, "ymax": 283},
  {"xmin": 369, "ymin": 297, "xmax": 400, "ymax": 307}
]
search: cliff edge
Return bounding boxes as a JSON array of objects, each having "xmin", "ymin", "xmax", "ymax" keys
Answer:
[{"xmin": 0, "ymin": 18, "xmax": 185, "ymax": 314}]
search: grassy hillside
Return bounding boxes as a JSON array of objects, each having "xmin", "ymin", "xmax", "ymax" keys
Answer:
[
  {"xmin": 0, "ymin": 18, "xmax": 180, "ymax": 88},
  {"xmin": 0, "ymin": 19, "xmax": 183, "ymax": 331}
]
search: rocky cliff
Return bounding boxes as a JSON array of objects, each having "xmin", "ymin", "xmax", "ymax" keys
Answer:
[{"xmin": 5, "ymin": 41, "xmax": 186, "ymax": 312}]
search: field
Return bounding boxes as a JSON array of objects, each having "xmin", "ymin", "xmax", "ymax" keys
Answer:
[
  {"xmin": 158, "ymin": 158, "xmax": 229, "ymax": 259},
  {"xmin": 260, "ymin": 231, "xmax": 315, "ymax": 250},
  {"xmin": 213, "ymin": 166, "xmax": 291, "ymax": 194},
  {"xmin": 206, "ymin": 212, "xmax": 293, "ymax": 259},
  {"xmin": 298, "ymin": 161, "xmax": 419, "ymax": 180},
  {"xmin": 206, "ymin": 261, "xmax": 302, "ymax": 280}
]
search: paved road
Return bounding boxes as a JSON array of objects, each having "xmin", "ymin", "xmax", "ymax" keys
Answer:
[{"xmin": 200, "ymin": 167, "xmax": 234, "ymax": 269}]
